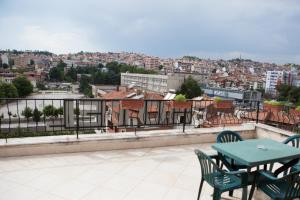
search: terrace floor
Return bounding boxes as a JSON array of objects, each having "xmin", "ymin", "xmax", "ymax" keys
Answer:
[{"xmin": 0, "ymin": 143, "xmax": 270, "ymax": 200}]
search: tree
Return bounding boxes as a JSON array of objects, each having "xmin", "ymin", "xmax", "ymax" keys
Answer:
[
  {"xmin": 36, "ymin": 81, "xmax": 47, "ymax": 90},
  {"xmin": 43, "ymin": 105, "xmax": 57, "ymax": 118},
  {"xmin": 0, "ymin": 82, "xmax": 18, "ymax": 98},
  {"xmin": 12, "ymin": 76, "xmax": 33, "ymax": 97},
  {"xmin": 79, "ymin": 75, "xmax": 93, "ymax": 97},
  {"xmin": 49, "ymin": 67, "xmax": 64, "ymax": 81},
  {"xmin": 177, "ymin": 76, "xmax": 203, "ymax": 99},
  {"xmin": 21, "ymin": 107, "xmax": 33, "ymax": 119},
  {"xmin": 57, "ymin": 60, "xmax": 67, "ymax": 70},
  {"xmin": 56, "ymin": 107, "xmax": 63, "ymax": 116},
  {"xmin": 64, "ymin": 67, "xmax": 77, "ymax": 82},
  {"xmin": 32, "ymin": 108, "xmax": 42, "ymax": 122}
]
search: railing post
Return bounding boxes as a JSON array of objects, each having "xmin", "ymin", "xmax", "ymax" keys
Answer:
[
  {"xmin": 256, "ymin": 101, "xmax": 260, "ymax": 124},
  {"xmin": 183, "ymin": 108, "xmax": 186, "ymax": 133},
  {"xmin": 76, "ymin": 99, "xmax": 79, "ymax": 139}
]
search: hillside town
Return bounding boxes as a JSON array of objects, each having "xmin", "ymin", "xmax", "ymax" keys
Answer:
[{"xmin": 0, "ymin": 50, "xmax": 298, "ymax": 101}]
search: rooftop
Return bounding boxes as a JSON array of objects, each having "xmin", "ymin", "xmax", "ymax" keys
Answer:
[{"xmin": 0, "ymin": 143, "xmax": 270, "ymax": 200}]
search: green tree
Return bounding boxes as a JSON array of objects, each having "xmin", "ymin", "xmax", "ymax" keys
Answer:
[
  {"xmin": 32, "ymin": 108, "xmax": 42, "ymax": 122},
  {"xmin": 177, "ymin": 76, "xmax": 203, "ymax": 99},
  {"xmin": 43, "ymin": 105, "xmax": 57, "ymax": 118},
  {"xmin": 12, "ymin": 76, "xmax": 33, "ymax": 97},
  {"xmin": 79, "ymin": 75, "xmax": 93, "ymax": 97},
  {"xmin": 64, "ymin": 67, "xmax": 77, "ymax": 82},
  {"xmin": 56, "ymin": 107, "xmax": 64, "ymax": 116},
  {"xmin": 0, "ymin": 82, "xmax": 18, "ymax": 98},
  {"xmin": 21, "ymin": 107, "xmax": 33, "ymax": 119},
  {"xmin": 49, "ymin": 67, "xmax": 64, "ymax": 81},
  {"xmin": 57, "ymin": 60, "xmax": 67, "ymax": 70}
]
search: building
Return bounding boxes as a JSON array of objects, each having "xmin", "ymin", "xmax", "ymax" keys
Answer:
[
  {"xmin": 265, "ymin": 71, "xmax": 284, "ymax": 94},
  {"xmin": 144, "ymin": 57, "xmax": 160, "ymax": 70},
  {"xmin": 121, "ymin": 73, "xmax": 185, "ymax": 94},
  {"xmin": 203, "ymin": 86, "xmax": 262, "ymax": 102},
  {"xmin": 265, "ymin": 70, "xmax": 299, "ymax": 94}
]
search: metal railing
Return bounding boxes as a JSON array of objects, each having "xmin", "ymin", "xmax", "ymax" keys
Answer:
[{"xmin": 0, "ymin": 98, "xmax": 299, "ymax": 142}]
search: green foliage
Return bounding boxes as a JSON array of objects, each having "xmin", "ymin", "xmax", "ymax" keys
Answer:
[
  {"xmin": 177, "ymin": 76, "xmax": 203, "ymax": 99},
  {"xmin": 214, "ymin": 97, "xmax": 223, "ymax": 103},
  {"xmin": 264, "ymin": 100, "xmax": 285, "ymax": 106},
  {"xmin": 43, "ymin": 105, "xmax": 57, "ymax": 117},
  {"xmin": 79, "ymin": 75, "xmax": 93, "ymax": 97},
  {"xmin": 49, "ymin": 67, "xmax": 64, "ymax": 81},
  {"xmin": 56, "ymin": 107, "xmax": 63, "ymax": 115},
  {"xmin": 65, "ymin": 66, "xmax": 77, "ymax": 82},
  {"xmin": 32, "ymin": 108, "xmax": 42, "ymax": 122},
  {"xmin": 12, "ymin": 76, "xmax": 33, "ymax": 97},
  {"xmin": 276, "ymin": 84, "xmax": 300, "ymax": 104},
  {"xmin": 0, "ymin": 82, "xmax": 18, "ymax": 98},
  {"xmin": 36, "ymin": 81, "xmax": 47, "ymax": 90},
  {"xmin": 174, "ymin": 94, "xmax": 186, "ymax": 102},
  {"xmin": 21, "ymin": 107, "xmax": 33, "ymax": 119}
]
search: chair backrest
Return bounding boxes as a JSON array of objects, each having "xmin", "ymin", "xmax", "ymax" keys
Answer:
[
  {"xmin": 284, "ymin": 170, "xmax": 300, "ymax": 199},
  {"xmin": 283, "ymin": 135, "xmax": 300, "ymax": 148},
  {"xmin": 216, "ymin": 130, "xmax": 243, "ymax": 143},
  {"xmin": 194, "ymin": 149, "xmax": 220, "ymax": 186}
]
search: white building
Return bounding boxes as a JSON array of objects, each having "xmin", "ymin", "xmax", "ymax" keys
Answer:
[
  {"xmin": 121, "ymin": 73, "xmax": 185, "ymax": 94},
  {"xmin": 265, "ymin": 71, "xmax": 284, "ymax": 94},
  {"xmin": 0, "ymin": 54, "xmax": 9, "ymax": 65}
]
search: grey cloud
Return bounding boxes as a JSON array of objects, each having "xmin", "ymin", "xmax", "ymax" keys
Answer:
[{"xmin": 0, "ymin": 0, "xmax": 300, "ymax": 63}]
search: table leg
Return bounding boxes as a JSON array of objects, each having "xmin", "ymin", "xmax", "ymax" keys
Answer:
[{"xmin": 242, "ymin": 168, "xmax": 250, "ymax": 200}]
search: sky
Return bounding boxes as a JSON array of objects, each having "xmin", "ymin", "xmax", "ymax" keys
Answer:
[{"xmin": 0, "ymin": 0, "xmax": 300, "ymax": 64}]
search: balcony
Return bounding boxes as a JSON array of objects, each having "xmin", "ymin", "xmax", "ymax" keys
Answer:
[{"xmin": 0, "ymin": 98, "xmax": 298, "ymax": 199}]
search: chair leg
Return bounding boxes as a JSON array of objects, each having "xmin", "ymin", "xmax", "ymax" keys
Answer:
[
  {"xmin": 248, "ymin": 173, "xmax": 257, "ymax": 200},
  {"xmin": 229, "ymin": 190, "xmax": 233, "ymax": 197},
  {"xmin": 213, "ymin": 189, "xmax": 221, "ymax": 200},
  {"xmin": 197, "ymin": 178, "xmax": 204, "ymax": 200}
]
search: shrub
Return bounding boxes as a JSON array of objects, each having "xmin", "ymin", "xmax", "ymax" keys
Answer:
[
  {"xmin": 21, "ymin": 107, "xmax": 33, "ymax": 119},
  {"xmin": 264, "ymin": 100, "xmax": 285, "ymax": 106},
  {"xmin": 296, "ymin": 106, "xmax": 300, "ymax": 111},
  {"xmin": 56, "ymin": 107, "xmax": 63, "ymax": 116},
  {"xmin": 32, "ymin": 108, "xmax": 42, "ymax": 122},
  {"xmin": 214, "ymin": 96, "xmax": 222, "ymax": 103},
  {"xmin": 43, "ymin": 105, "xmax": 57, "ymax": 118},
  {"xmin": 174, "ymin": 94, "xmax": 186, "ymax": 102}
]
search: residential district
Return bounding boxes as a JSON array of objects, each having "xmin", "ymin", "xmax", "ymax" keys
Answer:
[{"xmin": 0, "ymin": 49, "xmax": 299, "ymax": 102}]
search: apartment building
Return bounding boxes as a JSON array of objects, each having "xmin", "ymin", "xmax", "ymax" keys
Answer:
[
  {"xmin": 265, "ymin": 70, "xmax": 299, "ymax": 94},
  {"xmin": 144, "ymin": 57, "xmax": 160, "ymax": 70},
  {"xmin": 265, "ymin": 71, "xmax": 284, "ymax": 94}
]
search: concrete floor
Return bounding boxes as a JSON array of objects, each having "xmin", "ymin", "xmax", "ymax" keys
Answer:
[{"xmin": 0, "ymin": 143, "xmax": 270, "ymax": 200}]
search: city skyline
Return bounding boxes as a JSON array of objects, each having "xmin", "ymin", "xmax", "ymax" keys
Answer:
[{"xmin": 0, "ymin": 0, "xmax": 300, "ymax": 64}]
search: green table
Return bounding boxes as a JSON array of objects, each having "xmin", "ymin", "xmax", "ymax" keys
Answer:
[{"xmin": 212, "ymin": 138, "xmax": 300, "ymax": 200}]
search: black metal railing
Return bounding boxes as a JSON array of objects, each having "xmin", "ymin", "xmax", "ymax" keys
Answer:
[{"xmin": 0, "ymin": 98, "xmax": 299, "ymax": 142}]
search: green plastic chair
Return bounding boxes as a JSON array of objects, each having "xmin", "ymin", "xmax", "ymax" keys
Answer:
[
  {"xmin": 283, "ymin": 135, "xmax": 300, "ymax": 172},
  {"xmin": 194, "ymin": 149, "xmax": 248, "ymax": 200},
  {"xmin": 257, "ymin": 169, "xmax": 300, "ymax": 200},
  {"xmin": 216, "ymin": 130, "xmax": 247, "ymax": 171}
]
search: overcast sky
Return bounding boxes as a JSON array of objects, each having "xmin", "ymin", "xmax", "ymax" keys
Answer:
[{"xmin": 0, "ymin": 0, "xmax": 300, "ymax": 64}]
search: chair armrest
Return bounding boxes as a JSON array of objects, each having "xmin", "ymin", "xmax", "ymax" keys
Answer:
[
  {"xmin": 225, "ymin": 170, "xmax": 247, "ymax": 176},
  {"xmin": 259, "ymin": 171, "xmax": 278, "ymax": 181}
]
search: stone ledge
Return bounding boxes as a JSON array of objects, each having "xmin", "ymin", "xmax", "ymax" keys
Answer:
[{"xmin": 0, "ymin": 124, "xmax": 256, "ymax": 157}]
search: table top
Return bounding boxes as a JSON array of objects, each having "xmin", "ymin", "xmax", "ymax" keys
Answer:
[{"xmin": 212, "ymin": 138, "xmax": 300, "ymax": 167}]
